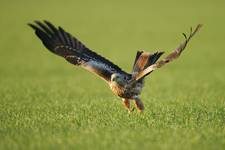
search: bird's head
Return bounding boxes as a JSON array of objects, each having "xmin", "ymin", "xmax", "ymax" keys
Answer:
[{"xmin": 111, "ymin": 73, "xmax": 126, "ymax": 86}]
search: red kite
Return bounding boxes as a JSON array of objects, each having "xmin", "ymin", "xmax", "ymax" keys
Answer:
[{"xmin": 28, "ymin": 21, "xmax": 202, "ymax": 112}]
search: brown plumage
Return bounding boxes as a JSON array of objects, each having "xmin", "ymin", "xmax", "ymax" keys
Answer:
[{"xmin": 28, "ymin": 20, "xmax": 202, "ymax": 112}]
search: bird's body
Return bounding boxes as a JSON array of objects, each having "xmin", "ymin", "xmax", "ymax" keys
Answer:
[
  {"xmin": 28, "ymin": 21, "xmax": 202, "ymax": 112},
  {"xmin": 110, "ymin": 76, "xmax": 143, "ymax": 99}
]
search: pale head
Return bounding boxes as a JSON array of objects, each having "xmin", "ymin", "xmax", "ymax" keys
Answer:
[{"xmin": 111, "ymin": 73, "xmax": 126, "ymax": 86}]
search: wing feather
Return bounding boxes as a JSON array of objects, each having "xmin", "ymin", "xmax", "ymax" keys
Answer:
[{"xmin": 28, "ymin": 20, "xmax": 128, "ymax": 82}]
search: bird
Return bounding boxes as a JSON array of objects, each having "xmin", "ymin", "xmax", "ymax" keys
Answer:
[{"xmin": 28, "ymin": 20, "xmax": 202, "ymax": 112}]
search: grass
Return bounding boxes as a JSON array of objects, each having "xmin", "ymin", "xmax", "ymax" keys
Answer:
[{"xmin": 0, "ymin": 0, "xmax": 225, "ymax": 150}]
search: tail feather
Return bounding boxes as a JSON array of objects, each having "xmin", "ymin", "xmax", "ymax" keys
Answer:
[
  {"xmin": 144, "ymin": 51, "xmax": 164, "ymax": 69},
  {"xmin": 142, "ymin": 51, "xmax": 164, "ymax": 77},
  {"xmin": 132, "ymin": 51, "xmax": 164, "ymax": 74},
  {"xmin": 132, "ymin": 51, "xmax": 143, "ymax": 70}
]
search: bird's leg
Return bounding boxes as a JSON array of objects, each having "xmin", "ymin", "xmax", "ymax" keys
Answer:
[
  {"xmin": 122, "ymin": 99, "xmax": 133, "ymax": 112},
  {"xmin": 134, "ymin": 97, "xmax": 144, "ymax": 112}
]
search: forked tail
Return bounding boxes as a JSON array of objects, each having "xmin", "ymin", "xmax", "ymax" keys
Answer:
[{"xmin": 132, "ymin": 51, "xmax": 164, "ymax": 79}]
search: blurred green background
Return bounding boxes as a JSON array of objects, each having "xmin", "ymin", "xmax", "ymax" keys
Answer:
[{"xmin": 0, "ymin": 0, "xmax": 224, "ymax": 150}]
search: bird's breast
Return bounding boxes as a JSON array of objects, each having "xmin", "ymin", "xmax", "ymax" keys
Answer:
[
  {"xmin": 110, "ymin": 82, "xmax": 125, "ymax": 98},
  {"xmin": 109, "ymin": 81, "xmax": 143, "ymax": 99}
]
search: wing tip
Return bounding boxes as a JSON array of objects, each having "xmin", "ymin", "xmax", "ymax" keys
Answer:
[{"xmin": 27, "ymin": 23, "xmax": 36, "ymax": 30}]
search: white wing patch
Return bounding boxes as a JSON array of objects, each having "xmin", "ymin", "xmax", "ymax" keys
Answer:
[{"xmin": 86, "ymin": 60, "xmax": 110, "ymax": 71}]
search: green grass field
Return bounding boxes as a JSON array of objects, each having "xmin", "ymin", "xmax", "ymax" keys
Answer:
[{"xmin": 0, "ymin": 0, "xmax": 225, "ymax": 149}]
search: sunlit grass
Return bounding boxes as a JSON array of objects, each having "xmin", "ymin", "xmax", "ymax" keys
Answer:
[{"xmin": 0, "ymin": 0, "xmax": 225, "ymax": 150}]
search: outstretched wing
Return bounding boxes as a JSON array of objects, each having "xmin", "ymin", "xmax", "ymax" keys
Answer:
[
  {"xmin": 28, "ymin": 20, "xmax": 129, "ymax": 82},
  {"xmin": 131, "ymin": 24, "xmax": 202, "ymax": 81}
]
